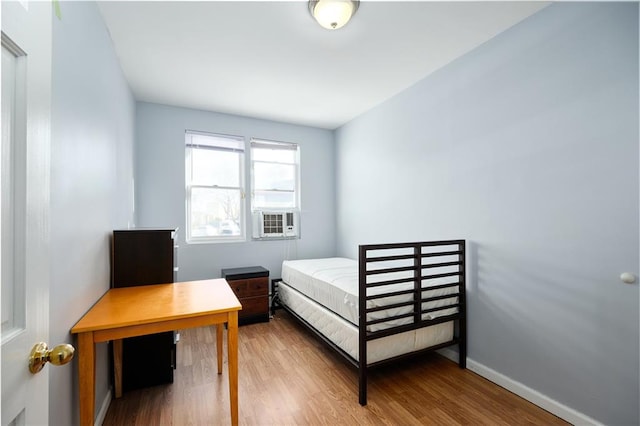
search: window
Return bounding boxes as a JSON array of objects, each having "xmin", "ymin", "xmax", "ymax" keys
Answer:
[
  {"xmin": 250, "ymin": 139, "xmax": 300, "ymax": 210},
  {"xmin": 185, "ymin": 131, "xmax": 245, "ymax": 242}
]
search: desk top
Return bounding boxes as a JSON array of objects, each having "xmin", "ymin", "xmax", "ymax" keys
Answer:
[{"xmin": 71, "ymin": 279, "xmax": 241, "ymax": 334}]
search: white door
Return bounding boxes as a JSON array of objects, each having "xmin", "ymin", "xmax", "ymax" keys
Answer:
[{"xmin": 1, "ymin": 1, "xmax": 52, "ymax": 425}]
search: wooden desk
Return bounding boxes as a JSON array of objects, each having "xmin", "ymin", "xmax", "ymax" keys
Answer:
[{"xmin": 71, "ymin": 279, "xmax": 242, "ymax": 426}]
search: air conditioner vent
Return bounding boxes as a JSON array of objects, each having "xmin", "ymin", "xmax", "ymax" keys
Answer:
[
  {"xmin": 252, "ymin": 210, "xmax": 298, "ymax": 239},
  {"xmin": 263, "ymin": 213, "xmax": 284, "ymax": 235}
]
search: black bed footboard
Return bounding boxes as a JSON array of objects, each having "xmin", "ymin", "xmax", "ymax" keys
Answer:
[{"xmin": 358, "ymin": 240, "xmax": 466, "ymax": 406}]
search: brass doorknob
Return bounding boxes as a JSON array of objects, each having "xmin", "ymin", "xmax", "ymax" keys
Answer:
[{"xmin": 28, "ymin": 342, "xmax": 75, "ymax": 374}]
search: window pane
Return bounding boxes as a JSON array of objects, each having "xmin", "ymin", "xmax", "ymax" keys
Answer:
[
  {"xmin": 252, "ymin": 147, "xmax": 296, "ymax": 163},
  {"xmin": 253, "ymin": 162, "xmax": 295, "ymax": 191},
  {"xmin": 191, "ymin": 148, "xmax": 240, "ymax": 187},
  {"xmin": 190, "ymin": 187, "xmax": 241, "ymax": 237},
  {"xmin": 250, "ymin": 140, "xmax": 299, "ymax": 213},
  {"xmin": 253, "ymin": 190, "xmax": 295, "ymax": 209}
]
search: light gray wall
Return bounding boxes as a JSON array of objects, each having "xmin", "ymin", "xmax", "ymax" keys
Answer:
[
  {"xmin": 335, "ymin": 3, "xmax": 638, "ymax": 425},
  {"xmin": 51, "ymin": 2, "xmax": 136, "ymax": 425},
  {"xmin": 135, "ymin": 102, "xmax": 335, "ymax": 280}
]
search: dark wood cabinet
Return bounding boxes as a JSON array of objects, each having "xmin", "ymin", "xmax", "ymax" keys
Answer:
[
  {"xmin": 112, "ymin": 228, "xmax": 178, "ymax": 391},
  {"xmin": 112, "ymin": 229, "xmax": 177, "ymax": 287},
  {"xmin": 221, "ymin": 266, "xmax": 269, "ymax": 325}
]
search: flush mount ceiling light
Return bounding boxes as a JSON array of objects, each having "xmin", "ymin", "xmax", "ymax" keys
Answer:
[{"xmin": 308, "ymin": 0, "xmax": 360, "ymax": 30}]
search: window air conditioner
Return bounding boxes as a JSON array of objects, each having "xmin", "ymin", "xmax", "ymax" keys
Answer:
[{"xmin": 252, "ymin": 210, "xmax": 298, "ymax": 239}]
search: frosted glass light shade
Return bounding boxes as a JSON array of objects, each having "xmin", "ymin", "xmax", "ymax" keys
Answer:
[{"xmin": 309, "ymin": 0, "xmax": 359, "ymax": 30}]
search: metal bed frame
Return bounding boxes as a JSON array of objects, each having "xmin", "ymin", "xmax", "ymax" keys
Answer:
[{"xmin": 274, "ymin": 239, "xmax": 466, "ymax": 405}]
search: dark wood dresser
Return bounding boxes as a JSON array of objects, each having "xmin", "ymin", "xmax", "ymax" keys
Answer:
[
  {"xmin": 221, "ymin": 266, "xmax": 269, "ymax": 325},
  {"xmin": 112, "ymin": 228, "xmax": 178, "ymax": 391}
]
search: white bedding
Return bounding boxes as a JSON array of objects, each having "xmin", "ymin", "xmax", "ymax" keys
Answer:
[
  {"xmin": 281, "ymin": 257, "xmax": 459, "ymax": 332},
  {"xmin": 278, "ymin": 281, "xmax": 453, "ymax": 364}
]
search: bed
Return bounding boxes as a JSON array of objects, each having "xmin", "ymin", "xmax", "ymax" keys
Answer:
[{"xmin": 274, "ymin": 239, "xmax": 466, "ymax": 405}]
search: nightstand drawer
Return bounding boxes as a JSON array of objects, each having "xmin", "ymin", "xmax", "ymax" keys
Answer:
[
  {"xmin": 240, "ymin": 296, "xmax": 269, "ymax": 316},
  {"xmin": 221, "ymin": 266, "xmax": 270, "ymax": 325},
  {"xmin": 229, "ymin": 277, "xmax": 267, "ymax": 298}
]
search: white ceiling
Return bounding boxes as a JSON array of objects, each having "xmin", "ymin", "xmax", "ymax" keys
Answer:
[{"xmin": 97, "ymin": 1, "xmax": 549, "ymax": 130}]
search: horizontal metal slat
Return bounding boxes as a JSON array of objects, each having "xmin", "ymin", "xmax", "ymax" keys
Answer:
[
  {"xmin": 421, "ymin": 271, "xmax": 461, "ymax": 280},
  {"xmin": 420, "ymin": 250, "xmax": 462, "ymax": 258},
  {"xmin": 365, "ymin": 254, "xmax": 415, "ymax": 263},
  {"xmin": 365, "ymin": 265, "xmax": 415, "ymax": 276},
  {"xmin": 421, "ymin": 260, "xmax": 462, "ymax": 269}
]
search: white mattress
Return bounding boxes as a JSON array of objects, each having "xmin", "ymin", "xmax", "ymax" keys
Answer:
[
  {"xmin": 278, "ymin": 282, "xmax": 454, "ymax": 364},
  {"xmin": 281, "ymin": 257, "xmax": 459, "ymax": 332}
]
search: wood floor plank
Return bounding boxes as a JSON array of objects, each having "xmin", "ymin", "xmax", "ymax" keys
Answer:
[{"xmin": 102, "ymin": 311, "xmax": 568, "ymax": 425}]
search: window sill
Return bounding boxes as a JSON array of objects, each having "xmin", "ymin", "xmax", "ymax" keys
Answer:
[{"xmin": 186, "ymin": 237, "xmax": 246, "ymax": 245}]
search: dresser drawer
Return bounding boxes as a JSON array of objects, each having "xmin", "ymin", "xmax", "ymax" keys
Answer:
[
  {"xmin": 239, "ymin": 296, "xmax": 269, "ymax": 317},
  {"xmin": 221, "ymin": 266, "xmax": 270, "ymax": 325},
  {"xmin": 228, "ymin": 277, "xmax": 268, "ymax": 298}
]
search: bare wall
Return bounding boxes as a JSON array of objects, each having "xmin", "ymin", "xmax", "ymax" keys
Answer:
[
  {"xmin": 335, "ymin": 3, "xmax": 639, "ymax": 425},
  {"xmin": 135, "ymin": 102, "xmax": 336, "ymax": 281},
  {"xmin": 51, "ymin": 2, "xmax": 136, "ymax": 424}
]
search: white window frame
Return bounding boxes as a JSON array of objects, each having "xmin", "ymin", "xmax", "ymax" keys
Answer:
[
  {"xmin": 250, "ymin": 138, "xmax": 300, "ymax": 212},
  {"xmin": 185, "ymin": 130, "xmax": 246, "ymax": 244}
]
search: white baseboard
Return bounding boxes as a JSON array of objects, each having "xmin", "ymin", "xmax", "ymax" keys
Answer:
[
  {"xmin": 95, "ymin": 387, "xmax": 112, "ymax": 426},
  {"xmin": 465, "ymin": 358, "xmax": 602, "ymax": 426},
  {"xmin": 436, "ymin": 348, "xmax": 601, "ymax": 426}
]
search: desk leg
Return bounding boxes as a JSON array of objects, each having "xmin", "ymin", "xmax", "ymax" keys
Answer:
[
  {"xmin": 77, "ymin": 332, "xmax": 96, "ymax": 426},
  {"xmin": 227, "ymin": 312, "xmax": 239, "ymax": 426},
  {"xmin": 216, "ymin": 324, "xmax": 223, "ymax": 374},
  {"xmin": 113, "ymin": 339, "xmax": 123, "ymax": 397}
]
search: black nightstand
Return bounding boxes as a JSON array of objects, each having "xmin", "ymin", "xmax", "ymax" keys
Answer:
[{"xmin": 221, "ymin": 266, "xmax": 270, "ymax": 325}]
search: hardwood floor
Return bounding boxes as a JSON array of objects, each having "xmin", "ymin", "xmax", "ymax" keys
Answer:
[{"xmin": 103, "ymin": 311, "xmax": 568, "ymax": 425}]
